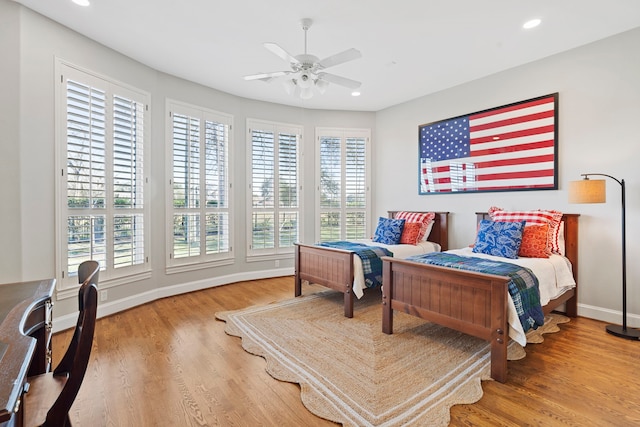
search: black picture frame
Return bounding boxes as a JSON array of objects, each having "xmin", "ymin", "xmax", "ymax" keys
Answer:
[{"xmin": 418, "ymin": 93, "xmax": 558, "ymax": 195}]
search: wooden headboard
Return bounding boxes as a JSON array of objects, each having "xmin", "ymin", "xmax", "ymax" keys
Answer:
[{"xmin": 388, "ymin": 211, "xmax": 449, "ymax": 251}]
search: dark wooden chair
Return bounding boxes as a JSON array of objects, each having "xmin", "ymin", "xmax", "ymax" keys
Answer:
[{"xmin": 23, "ymin": 261, "xmax": 99, "ymax": 426}]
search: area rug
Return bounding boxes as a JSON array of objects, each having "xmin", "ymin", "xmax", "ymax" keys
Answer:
[{"xmin": 216, "ymin": 291, "xmax": 568, "ymax": 427}]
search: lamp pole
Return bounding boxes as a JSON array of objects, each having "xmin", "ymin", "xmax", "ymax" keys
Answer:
[{"xmin": 582, "ymin": 173, "xmax": 638, "ymax": 339}]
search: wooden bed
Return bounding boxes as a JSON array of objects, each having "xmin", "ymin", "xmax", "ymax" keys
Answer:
[
  {"xmin": 381, "ymin": 212, "xmax": 579, "ymax": 383},
  {"xmin": 294, "ymin": 211, "xmax": 449, "ymax": 318}
]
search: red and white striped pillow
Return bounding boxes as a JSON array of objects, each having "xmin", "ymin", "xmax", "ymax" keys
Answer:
[
  {"xmin": 488, "ymin": 207, "xmax": 563, "ymax": 254},
  {"xmin": 394, "ymin": 211, "xmax": 436, "ymax": 243}
]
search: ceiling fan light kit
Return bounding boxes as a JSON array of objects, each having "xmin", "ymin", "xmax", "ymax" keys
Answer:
[
  {"xmin": 244, "ymin": 18, "xmax": 362, "ymax": 100},
  {"xmin": 297, "ymin": 72, "xmax": 313, "ymax": 89}
]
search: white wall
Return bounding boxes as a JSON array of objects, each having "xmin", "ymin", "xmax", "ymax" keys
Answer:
[
  {"xmin": 375, "ymin": 27, "xmax": 640, "ymax": 327},
  {"xmin": 0, "ymin": 0, "xmax": 23, "ymax": 280}
]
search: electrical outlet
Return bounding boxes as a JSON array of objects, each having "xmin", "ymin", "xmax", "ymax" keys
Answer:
[
  {"xmin": 275, "ymin": 260, "xmax": 280, "ymax": 267},
  {"xmin": 100, "ymin": 289, "xmax": 108, "ymax": 302}
]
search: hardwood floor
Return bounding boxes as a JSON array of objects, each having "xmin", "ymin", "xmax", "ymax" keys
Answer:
[{"xmin": 51, "ymin": 276, "xmax": 640, "ymax": 426}]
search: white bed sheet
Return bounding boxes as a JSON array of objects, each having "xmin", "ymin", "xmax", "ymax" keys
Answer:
[
  {"xmin": 446, "ymin": 247, "xmax": 576, "ymax": 345},
  {"xmin": 349, "ymin": 240, "xmax": 441, "ymax": 299}
]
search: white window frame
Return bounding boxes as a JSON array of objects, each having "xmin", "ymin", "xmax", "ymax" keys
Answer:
[
  {"xmin": 166, "ymin": 100, "xmax": 234, "ymax": 273},
  {"xmin": 55, "ymin": 60, "xmax": 151, "ymax": 294},
  {"xmin": 315, "ymin": 128, "xmax": 371, "ymax": 242},
  {"xmin": 246, "ymin": 119, "xmax": 302, "ymax": 260}
]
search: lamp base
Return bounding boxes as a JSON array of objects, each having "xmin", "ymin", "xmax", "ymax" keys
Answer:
[{"xmin": 606, "ymin": 324, "xmax": 640, "ymax": 340}]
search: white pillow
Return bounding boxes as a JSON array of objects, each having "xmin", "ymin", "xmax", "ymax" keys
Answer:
[
  {"xmin": 557, "ymin": 221, "xmax": 565, "ymax": 256},
  {"xmin": 422, "ymin": 220, "xmax": 435, "ymax": 241}
]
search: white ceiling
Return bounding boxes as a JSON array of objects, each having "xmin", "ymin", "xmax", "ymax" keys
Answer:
[{"xmin": 14, "ymin": 0, "xmax": 640, "ymax": 111}]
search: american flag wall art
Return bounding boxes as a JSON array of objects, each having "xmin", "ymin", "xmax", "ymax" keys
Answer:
[{"xmin": 418, "ymin": 93, "xmax": 558, "ymax": 194}]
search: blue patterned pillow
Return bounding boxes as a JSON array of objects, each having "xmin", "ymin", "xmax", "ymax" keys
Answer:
[
  {"xmin": 372, "ymin": 217, "xmax": 406, "ymax": 245},
  {"xmin": 472, "ymin": 220, "xmax": 525, "ymax": 259}
]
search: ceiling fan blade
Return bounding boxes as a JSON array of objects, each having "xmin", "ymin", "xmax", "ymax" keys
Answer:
[
  {"xmin": 264, "ymin": 43, "xmax": 301, "ymax": 65},
  {"xmin": 317, "ymin": 48, "xmax": 362, "ymax": 69},
  {"xmin": 318, "ymin": 72, "xmax": 361, "ymax": 89},
  {"xmin": 244, "ymin": 71, "xmax": 291, "ymax": 81}
]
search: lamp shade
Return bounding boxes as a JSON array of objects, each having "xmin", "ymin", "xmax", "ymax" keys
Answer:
[{"xmin": 568, "ymin": 179, "xmax": 606, "ymax": 204}]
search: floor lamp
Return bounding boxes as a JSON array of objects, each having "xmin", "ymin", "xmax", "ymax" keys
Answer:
[{"xmin": 569, "ymin": 173, "xmax": 640, "ymax": 340}]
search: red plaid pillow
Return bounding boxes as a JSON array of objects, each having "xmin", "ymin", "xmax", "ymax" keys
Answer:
[
  {"xmin": 488, "ymin": 207, "xmax": 563, "ymax": 254},
  {"xmin": 395, "ymin": 211, "xmax": 436, "ymax": 242}
]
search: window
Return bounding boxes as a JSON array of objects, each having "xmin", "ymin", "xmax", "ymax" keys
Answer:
[
  {"xmin": 167, "ymin": 101, "xmax": 233, "ymax": 270},
  {"xmin": 316, "ymin": 128, "xmax": 371, "ymax": 242},
  {"xmin": 57, "ymin": 62, "xmax": 149, "ymax": 290},
  {"xmin": 247, "ymin": 119, "xmax": 301, "ymax": 257}
]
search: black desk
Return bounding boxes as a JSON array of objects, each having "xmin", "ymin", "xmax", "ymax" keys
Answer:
[{"xmin": 0, "ymin": 279, "xmax": 55, "ymax": 426}]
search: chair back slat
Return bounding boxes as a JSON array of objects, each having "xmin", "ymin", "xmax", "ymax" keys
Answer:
[
  {"xmin": 43, "ymin": 282, "xmax": 98, "ymax": 426},
  {"xmin": 54, "ymin": 261, "xmax": 99, "ymax": 376},
  {"xmin": 38, "ymin": 260, "xmax": 99, "ymax": 426}
]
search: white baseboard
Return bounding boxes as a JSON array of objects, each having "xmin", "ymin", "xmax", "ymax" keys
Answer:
[
  {"xmin": 52, "ymin": 267, "xmax": 294, "ymax": 332},
  {"xmin": 52, "ymin": 270, "xmax": 640, "ymax": 333},
  {"xmin": 577, "ymin": 303, "xmax": 640, "ymax": 328}
]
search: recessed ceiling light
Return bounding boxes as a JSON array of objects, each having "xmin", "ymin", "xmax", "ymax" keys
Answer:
[
  {"xmin": 523, "ymin": 19, "xmax": 541, "ymax": 29},
  {"xmin": 351, "ymin": 91, "xmax": 361, "ymax": 97},
  {"xmin": 72, "ymin": 0, "xmax": 90, "ymax": 6}
]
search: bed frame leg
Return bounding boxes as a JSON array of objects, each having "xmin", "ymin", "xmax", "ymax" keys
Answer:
[
  {"xmin": 294, "ymin": 244, "xmax": 302, "ymax": 297},
  {"xmin": 490, "ymin": 282, "xmax": 509, "ymax": 383},
  {"xmin": 294, "ymin": 274, "xmax": 302, "ymax": 297},
  {"xmin": 490, "ymin": 333, "xmax": 508, "ymax": 383},
  {"xmin": 382, "ymin": 261, "xmax": 393, "ymax": 334},
  {"xmin": 565, "ymin": 293, "xmax": 578, "ymax": 317},
  {"xmin": 344, "ymin": 290, "xmax": 354, "ymax": 318},
  {"xmin": 382, "ymin": 300, "xmax": 392, "ymax": 334}
]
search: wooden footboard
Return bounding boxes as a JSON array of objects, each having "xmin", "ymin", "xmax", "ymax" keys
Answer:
[
  {"xmin": 381, "ymin": 212, "xmax": 580, "ymax": 383},
  {"xmin": 381, "ymin": 259, "xmax": 511, "ymax": 382},
  {"xmin": 294, "ymin": 211, "xmax": 449, "ymax": 318},
  {"xmin": 295, "ymin": 243, "xmax": 356, "ymax": 317}
]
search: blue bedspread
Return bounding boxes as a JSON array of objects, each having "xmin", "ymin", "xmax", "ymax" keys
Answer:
[
  {"xmin": 318, "ymin": 241, "xmax": 393, "ymax": 289},
  {"xmin": 405, "ymin": 252, "xmax": 545, "ymax": 332}
]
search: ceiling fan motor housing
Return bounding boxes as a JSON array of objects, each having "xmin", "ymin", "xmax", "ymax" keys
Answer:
[{"xmin": 293, "ymin": 54, "xmax": 320, "ymax": 70}]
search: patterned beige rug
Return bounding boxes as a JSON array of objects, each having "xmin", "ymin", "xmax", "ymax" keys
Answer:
[{"xmin": 216, "ymin": 291, "xmax": 568, "ymax": 427}]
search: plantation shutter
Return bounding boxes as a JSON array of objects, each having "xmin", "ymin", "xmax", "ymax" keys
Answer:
[
  {"xmin": 204, "ymin": 120, "xmax": 230, "ymax": 254},
  {"xmin": 113, "ymin": 95, "xmax": 145, "ymax": 268},
  {"xmin": 168, "ymin": 104, "xmax": 232, "ymax": 268},
  {"xmin": 319, "ymin": 137, "xmax": 342, "ymax": 241},
  {"xmin": 278, "ymin": 132, "xmax": 299, "ymax": 248},
  {"xmin": 66, "ymin": 79, "xmax": 108, "ymax": 273},
  {"xmin": 316, "ymin": 129, "xmax": 370, "ymax": 242},
  {"xmin": 172, "ymin": 113, "xmax": 201, "ymax": 258},
  {"xmin": 248, "ymin": 120, "xmax": 301, "ymax": 256},
  {"xmin": 344, "ymin": 137, "xmax": 367, "ymax": 239},
  {"xmin": 251, "ymin": 128, "xmax": 276, "ymax": 250},
  {"xmin": 59, "ymin": 62, "xmax": 149, "ymax": 290}
]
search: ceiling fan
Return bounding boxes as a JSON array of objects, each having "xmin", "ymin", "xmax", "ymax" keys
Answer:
[{"xmin": 243, "ymin": 18, "xmax": 362, "ymax": 99}]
